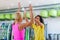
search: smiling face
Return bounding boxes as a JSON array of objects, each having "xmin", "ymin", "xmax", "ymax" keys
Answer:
[
  {"xmin": 35, "ymin": 16, "xmax": 40, "ymax": 23},
  {"xmin": 34, "ymin": 15, "xmax": 44, "ymax": 24}
]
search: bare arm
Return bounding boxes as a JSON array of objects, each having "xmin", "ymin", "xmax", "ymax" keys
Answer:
[
  {"xmin": 18, "ymin": 8, "xmax": 29, "ymax": 30},
  {"xmin": 24, "ymin": 9, "xmax": 29, "ymax": 22},
  {"xmin": 18, "ymin": 4, "xmax": 34, "ymax": 30},
  {"xmin": 19, "ymin": 10, "xmax": 29, "ymax": 30},
  {"xmin": 22, "ymin": 4, "xmax": 34, "ymax": 26},
  {"xmin": 27, "ymin": 4, "xmax": 34, "ymax": 26}
]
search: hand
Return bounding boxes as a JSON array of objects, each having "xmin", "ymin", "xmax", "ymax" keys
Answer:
[
  {"xmin": 29, "ymin": 4, "xmax": 32, "ymax": 11},
  {"xmin": 16, "ymin": 2, "xmax": 21, "ymax": 20}
]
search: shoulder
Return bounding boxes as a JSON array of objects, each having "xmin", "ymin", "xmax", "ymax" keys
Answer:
[{"xmin": 32, "ymin": 23, "xmax": 35, "ymax": 26}]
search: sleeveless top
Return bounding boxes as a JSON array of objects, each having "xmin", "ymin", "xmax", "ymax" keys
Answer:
[
  {"xmin": 32, "ymin": 24, "xmax": 45, "ymax": 40},
  {"xmin": 12, "ymin": 23, "xmax": 25, "ymax": 40}
]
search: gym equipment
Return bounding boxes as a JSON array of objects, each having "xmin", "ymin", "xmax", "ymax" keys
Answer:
[
  {"xmin": 0, "ymin": 14, "xmax": 4, "ymax": 19},
  {"xmin": 7, "ymin": 24, "xmax": 12, "ymax": 40},
  {"xmin": 40, "ymin": 10, "xmax": 48, "ymax": 18},
  {"xmin": 0, "ymin": 22, "xmax": 12, "ymax": 40},
  {"xmin": 0, "ymin": 23, "xmax": 7, "ymax": 40},
  {"xmin": 11, "ymin": 13, "xmax": 15, "ymax": 20},
  {"xmin": 54, "ymin": 34, "xmax": 58, "ymax": 40},
  {"xmin": 49, "ymin": 9, "xmax": 57, "ymax": 17},
  {"xmin": 25, "ymin": 27, "xmax": 30, "ymax": 40},
  {"xmin": 26, "ymin": 12, "xmax": 30, "ymax": 19},
  {"xmin": 57, "ymin": 34, "xmax": 60, "ymax": 40},
  {"xmin": 48, "ymin": 34, "xmax": 59, "ymax": 40},
  {"xmin": 57, "ymin": 10, "xmax": 60, "ymax": 16},
  {"xmin": 48, "ymin": 34, "xmax": 54, "ymax": 40},
  {"xmin": 5, "ymin": 14, "xmax": 11, "ymax": 19},
  {"xmin": 44, "ymin": 24, "xmax": 48, "ymax": 40},
  {"xmin": 30, "ymin": 28, "xmax": 34, "ymax": 40}
]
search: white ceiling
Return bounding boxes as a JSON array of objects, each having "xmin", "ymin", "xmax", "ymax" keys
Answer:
[{"xmin": 0, "ymin": 0, "xmax": 59, "ymax": 10}]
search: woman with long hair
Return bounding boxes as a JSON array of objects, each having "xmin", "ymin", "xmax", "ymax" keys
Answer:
[
  {"xmin": 23, "ymin": 4, "xmax": 45, "ymax": 40},
  {"xmin": 32, "ymin": 15, "xmax": 45, "ymax": 40},
  {"xmin": 12, "ymin": 3, "xmax": 33, "ymax": 40}
]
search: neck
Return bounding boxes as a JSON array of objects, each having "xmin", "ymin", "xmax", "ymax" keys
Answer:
[{"xmin": 15, "ymin": 19, "xmax": 21, "ymax": 24}]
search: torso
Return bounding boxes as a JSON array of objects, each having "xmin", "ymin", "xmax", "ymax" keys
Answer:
[
  {"xmin": 12, "ymin": 23, "xmax": 25, "ymax": 40},
  {"xmin": 32, "ymin": 24, "xmax": 45, "ymax": 40}
]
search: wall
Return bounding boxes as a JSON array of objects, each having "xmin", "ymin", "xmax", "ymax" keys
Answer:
[
  {"xmin": 46, "ymin": 18, "xmax": 60, "ymax": 34},
  {"xmin": 0, "ymin": 0, "xmax": 59, "ymax": 10}
]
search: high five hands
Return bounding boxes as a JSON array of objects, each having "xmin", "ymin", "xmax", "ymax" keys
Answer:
[{"xmin": 18, "ymin": 2, "xmax": 33, "ymax": 30}]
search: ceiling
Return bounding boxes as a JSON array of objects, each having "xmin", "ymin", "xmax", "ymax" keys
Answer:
[{"xmin": 0, "ymin": 0, "xmax": 59, "ymax": 10}]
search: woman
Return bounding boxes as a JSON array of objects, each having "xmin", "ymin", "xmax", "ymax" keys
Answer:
[
  {"xmin": 16, "ymin": 4, "xmax": 45, "ymax": 40},
  {"xmin": 25, "ymin": 15, "xmax": 45, "ymax": 40},
  {"xmin": 23, "ymin": 4, "xmax": 45, "ymax": 40},
  {"xmin": 31, "ymin": 15, "xmax": 45, "ymax": 40},
  {"xmin": 12, "ymin": 3, "xmax": 33, "ymax": 40}
]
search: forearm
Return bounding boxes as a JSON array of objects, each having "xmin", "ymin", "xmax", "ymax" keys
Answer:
[
  {"xmin": 29, "ymin": 4, "xmax": 34, "ymax": 24},
  {"xmin": 30, "ymin": 11, "xmax": 33, "ymax": 21},
  {"xmin": 30, "ymin": 6, "xmax": 33, "ymax": 20}
]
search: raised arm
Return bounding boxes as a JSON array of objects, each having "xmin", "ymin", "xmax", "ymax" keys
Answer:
[
  {"xmin": 18, "ymin": 8, "xmax": 29, "ymax": 30},
  {"xmin": 18, "ymin": 4, "xmax": 34, "ymax": 30},
  {"xmin": 24, "ymin": 9, "xmax": 29, "ymax": 22},
  {"xmin": 27, "ymin": 4, "xmax": 34, "ymax": 26},
  {"xmin": 15, "ymin": 2, "xmax": 21, "ymax": 22}
]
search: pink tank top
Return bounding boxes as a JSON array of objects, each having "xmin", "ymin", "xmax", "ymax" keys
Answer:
[{"xmin": 12, "ymin": 23, "xmax": 25, "ymax": 40}]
